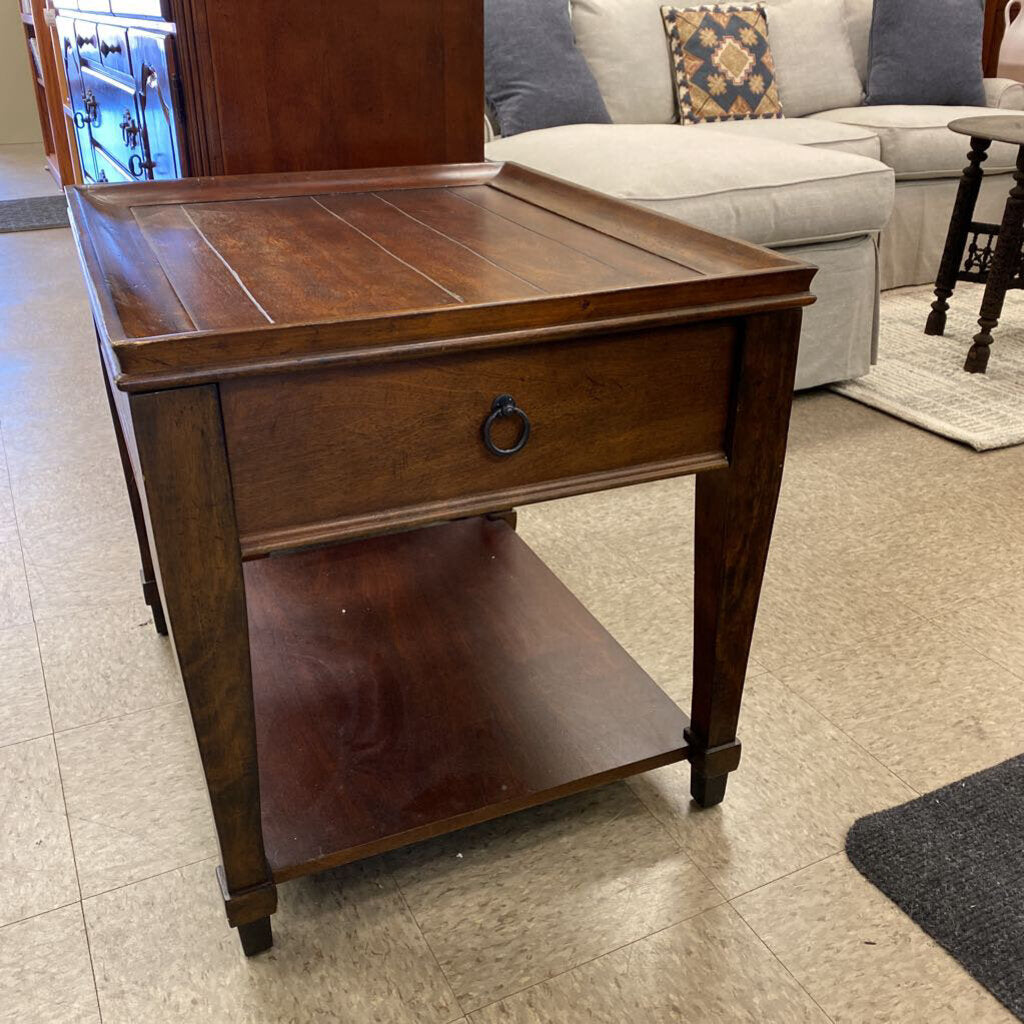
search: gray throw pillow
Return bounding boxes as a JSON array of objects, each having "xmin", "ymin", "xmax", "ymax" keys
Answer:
[
  {"xmin": 865, "ymin": 0, "xmax": 986, "ymax": 107},
  {"xmin": 485, "ymin": 0, "xmax": 612, "ymax": 137}
]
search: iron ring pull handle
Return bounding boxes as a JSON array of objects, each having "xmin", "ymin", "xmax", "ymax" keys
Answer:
[{"xmin": 482, "ymin": 394, "xmax": 531, "ymax": 457}]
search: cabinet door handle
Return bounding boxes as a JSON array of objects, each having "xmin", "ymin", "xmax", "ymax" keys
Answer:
[
  {"xmin": 82, "ymin": 90, "xmax": 98, "ymax": 124},
  {"xmin": 128, "ymin": 153, "xmax": 156, "ymax": 179},
  {"xmin": 482, "ymin": 395, "xmax": 532, "ymax": 457},
  {"xmin": 120, "ymin": 110, "xmax": 139, "ymax": 148}
]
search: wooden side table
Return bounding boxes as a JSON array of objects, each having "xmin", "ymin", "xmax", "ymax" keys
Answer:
[
  {"xmin": 67, "ymin": 162, "xmax": 815, "ymax": 956},
  {"xmin": 926, "ymin": 114, "xmax": 1024, "ymax": 373}
]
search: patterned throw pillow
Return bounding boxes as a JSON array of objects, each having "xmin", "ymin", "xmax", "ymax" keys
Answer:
[{"xmin": 661, "ymin": 4, "xmax": 783, "ymax": 125}]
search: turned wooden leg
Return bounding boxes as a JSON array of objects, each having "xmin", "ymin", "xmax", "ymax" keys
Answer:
[
  {"xmin": 99, "ymin": 345, "xmax": 168, "ymax": 636},
  {"xmin": 132, "ymin": 385, "xmax": 277, "ymax": 953},
  {"xmin": 965, "ymin": 144, "xmax": 1024, "ymax": 374},
  {"xmin": 688, "ymin": 310, "xmax": 801, "ymax": 808},
  {"xmin": 927, "ymin": 136, "xmax": 990, "ymax": 337}
]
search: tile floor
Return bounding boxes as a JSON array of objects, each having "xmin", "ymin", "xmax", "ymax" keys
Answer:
[{"xmin": 1, "ymin": 143, "xmax": 1021, "ymax": 1022}]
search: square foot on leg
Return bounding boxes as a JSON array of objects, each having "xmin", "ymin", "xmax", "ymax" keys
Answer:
[
  {"xmin": 690, "ymin": 770, "xmax": 729, "ymax": 809},
  {"xmin": 238, "ymin": 917, "xmax": 273, "ymax": 957}
]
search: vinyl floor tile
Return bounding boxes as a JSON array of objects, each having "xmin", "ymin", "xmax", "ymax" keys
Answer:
[
  {"xmin": 735, "ymin": 854, "xmax": 1017, "ymax": 1024},
  {"xmin": 0, "ymin": 904, "xmax": 99, "ymax": 1024},
  {"xmin": 470, "ymin": 904, "xmax": 829, "ymax": 1023},
  {"xmin": 629, "ymin": 674, "xmax": 914, "ymax": 898},
  {"xmin": 776, "ymin": 622, "xmax": 1024, "ymax": 792},
  {"xmin": 85, "ymin": 857, "xmax": 461, "ymax": 1024},
  {"xmin": 0, "ymin": 735, "xmax": 78, "ymax": 926},
  {"xmin": 56, "ymin": 702, "xmax": 216, "ymax": 897},
  {"xmin": 0, "ymin": 623, "xmax": 50, "ymax": 749},
  {"xmin": 38, "ymin": 600, "xmax": 178, "ymax": 732},
  {"xmin": 389, "ymin": 783, "xmax": 722, "ymax": 1012}
]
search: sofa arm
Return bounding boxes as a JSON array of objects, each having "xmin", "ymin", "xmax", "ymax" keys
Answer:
[{"xmin": 985, "ymin": 77, "xmax": 1024, "ymax": 110}]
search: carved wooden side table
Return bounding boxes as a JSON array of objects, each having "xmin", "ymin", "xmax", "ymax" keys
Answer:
[
  {"xmin": 927, "ymin": 114, "xmax": 1024, "ymax": 372},
  {"xmin": 67, "ymin": 162, "xmax": 814, "ymax": 956}
]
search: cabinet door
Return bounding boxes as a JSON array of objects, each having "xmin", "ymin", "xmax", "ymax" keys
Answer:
[
  {"xmin": 57, "ymin": 16, "xmax": 97, "ymax": 180},
  {"xmin": 131, "ymin": 29, "xmax": 185, "ymax": 179}
]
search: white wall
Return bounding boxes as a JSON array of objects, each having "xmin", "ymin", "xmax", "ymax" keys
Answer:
[{"xmin": 0, "ymin": 4, "xmax": 44, "ymax": 144}]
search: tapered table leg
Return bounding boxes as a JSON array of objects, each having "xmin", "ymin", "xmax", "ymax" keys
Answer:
[
  {"xmin": 965, "ymin": 144, "xmax": 1024, "ymax": 373},
  {"xmin": 687, "ymin": 310, "xmax": 801, "ymax": 807},
  {"xmin": 99, "ymin": 344, "xmax": 167, "ymax": 636},
  {"xmin": 927, "ymin": 136, "xmax": 991, "ymax": 337},
  {"xmin": 130, "ymin": 384, "xmax": 278, "ymax": 955}
]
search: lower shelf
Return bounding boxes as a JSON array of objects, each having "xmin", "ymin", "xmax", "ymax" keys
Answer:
[{"xmin": 244, "ymin": 516, "xmax": 690, "ymax": 883}]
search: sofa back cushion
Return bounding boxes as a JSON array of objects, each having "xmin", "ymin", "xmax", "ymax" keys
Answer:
[
  {"xmin": 485, "ymin": 0, "xmax": 612, "ymax": 137},
  {"xmin": 764, "ymin": 0, "xmax": 863, "ymax": 116},
  {"xmin": 571, "ymin": 0, "xmax": 678, "ymax": 123}
]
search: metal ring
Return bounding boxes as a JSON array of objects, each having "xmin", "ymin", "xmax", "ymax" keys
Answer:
[{"xmin": 482, "ymin": 394, "xmax": 531, "ymax": 457}]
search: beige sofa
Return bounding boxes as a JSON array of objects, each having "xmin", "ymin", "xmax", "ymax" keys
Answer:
[{"xmin": 486, "ymin": 0, "xmax": 1024, "ymax": 389}]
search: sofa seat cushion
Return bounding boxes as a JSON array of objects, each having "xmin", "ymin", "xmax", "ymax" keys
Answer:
[
  {"xmin": 486, "ymin": 124, "xmax": 894, "ymax": 247},
  {"xmin": 689, "ymin": 118, "xmax": 880, "ymax": 159},
  {"xmin": 809, "ymin": 106, "xmax": 1021, "ymax": 179}
]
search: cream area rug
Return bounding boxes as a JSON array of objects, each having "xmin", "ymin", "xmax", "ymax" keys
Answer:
[{"xmin": 831, "ymin": 283, "xmax": 1024, "ymax": 451}]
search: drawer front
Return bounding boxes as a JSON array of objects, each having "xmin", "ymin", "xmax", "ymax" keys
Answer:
[
  {"xmin": 221, "ymin": 324, "xmax": 738, "ymax": 551},
  {"xmin": 74, "ymin": 20, "xmax": 100, "ymax": 63},
  {"xmin": 94, "ymin": 147, "xmax": 133, "ymax": 183},
  {"xmin": 97, "ymin": 23, "xmax": 131, "ymax": 76},
  {"xmin": 81, "ymin": 66, "xmax": 145, "ymax": 177}
]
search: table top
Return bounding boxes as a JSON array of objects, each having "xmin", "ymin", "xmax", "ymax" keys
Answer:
[
  {"xmin": 67, "ymin": 162, "xmax": 814, "ymax": 390},
  {"xmin": 949, "ymin": 114, "xmax": 1024, "ymax": 146}
]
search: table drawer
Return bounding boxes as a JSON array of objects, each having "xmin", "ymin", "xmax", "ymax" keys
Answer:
[
  {"xmin": 97, "ymin": 24, "xmax": 131, "ymax": 76},
  {"xmin": 81, "ymin": 66, "xmax": 144, "ymax": 176},
  {"xmin": 221, "ymin": 323, "xmax": 739, "ymax": 551},
  {"xmin": 74, "ymin": 20, "xmax": 99, "ymax": 62}
]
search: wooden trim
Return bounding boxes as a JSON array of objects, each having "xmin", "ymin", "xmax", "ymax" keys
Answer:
[{"xmin": 237, "ymin": 451, "xmax": 730, "ymax": 558}]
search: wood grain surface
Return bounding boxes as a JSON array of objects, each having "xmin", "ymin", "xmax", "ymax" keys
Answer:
[{"xmin": 244, "ymin": 517, "xmax": 691, "ymax": 882}]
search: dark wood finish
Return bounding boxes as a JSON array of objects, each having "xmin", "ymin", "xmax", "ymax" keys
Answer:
[
  {"xmin": 176, "ymin": 0, "xmax": 483, "ymax": 175},
  {"xmin": 688, "ymin": 310, "xmax": 801, "ymax": 806},
  {"xmin": 927, "ymin": 118, "xmax": 1024, "ymax": 372},
  {"xmin": 220, "ymin": 324, "xmax": 736, "ymax": 552},
  {"xmin": 67, "ymin": 161, "xmax": 814, "ymax": 955},
  {"xmin": 247, "ymin": 517, "xmax": 691, "ymax": 882},
  {"xmin": 98, "ymin": 337, "xmax": 167, "ymax": 635},
  {"xmin": 129, "ymin": 385, "xmax": 277, "ymax": 947},
  {"xmin": 968, "ymin": 145, "xmax": 1024, "ymax": 372},
  {"xmin": 53, "ymin": 0, "xmax": 482, "ymax": 181},
  {"xmin": 985, "ymin": 0, "xmax": 1013, "ymax": 77},
  {"xmin": 66, "ymin": 163, "xmax": 813, "ymax": 390},
  {"xmin": 927, "ymin": 136, "xmax": 992, "ymax": 336}
]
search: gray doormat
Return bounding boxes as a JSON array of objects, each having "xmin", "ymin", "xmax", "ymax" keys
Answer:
[
  {"xmin": 0, "ymin": 195, "xmax": 69, "ymax": 233},
  {"xmin": 847, "ymin": 755, "xmax": 1024, "ymax": 1020}
]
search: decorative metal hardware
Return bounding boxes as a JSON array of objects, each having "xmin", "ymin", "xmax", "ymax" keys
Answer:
[
  {"xmin": 76, "ymin": 33, "xmax": 96, "ymax": 50},
  {"xmin": 99, "ymin": 40, "xmax": 122, "ymax": 58},
  {"xmin": 482, "ymin": 395, "xmax": 531, "ymax": 457},
  {"xmin": 97, "ymin": 170, "xmax": 109, "ymax": 183},
  {"xmin": 74, "ymin": 110, "xmax": 88, "ymax": 130},
  {"xmin": 128, "ymin": 153, "xmax": 156, "ymax": 179},
  {"xmin": 120, "ymin": 110, "xmax": 140, "ymax": 149},
  {"xmin": 83, "ymin": 90, "xmax": 98, "ymax": 123}
]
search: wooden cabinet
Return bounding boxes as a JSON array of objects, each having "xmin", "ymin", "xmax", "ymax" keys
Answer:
[
  {"xmin": 56, "ymin": 5, "xmax": 182, "ymax": 182},
  {"xmin": 46, "ymin": 0, "xmax": 483, "ymax": 185}
]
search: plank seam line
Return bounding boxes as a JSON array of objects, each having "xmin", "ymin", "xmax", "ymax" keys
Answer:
[
  {"xmin": 179, "ymin": 205, "xmax": 275, "ymax": 324},
  {"xmin": 310, "ymin": 196, "xmax": 466, "ymax": 304}
]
